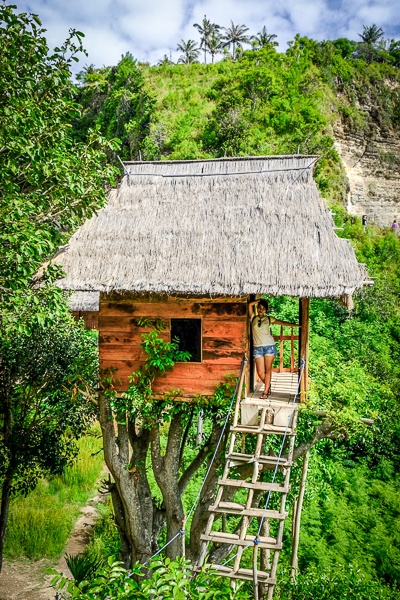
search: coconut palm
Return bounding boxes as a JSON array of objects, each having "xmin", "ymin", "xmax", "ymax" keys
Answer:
[
  {"xmin": 207, "ymin": 33, "xmax": 224, "ymax": 63},
  {"xmin": 193, "ymin": 15, "xmax": 221, "ymax": 63},
  {"xmin": 177, "ymin": 39, "xmax": 200, "ymax": 64},
  {"xmin": 157, "ymin": 54, "xmax": 173, "ymax": 66},
  {"xmin": 358, "ymin": 24, "xmax": 384, "ymax": 45},
  {"xmin": 222, "ymin": 21, "xmax": 251, "ymax": 60},
  {"xmin": 252, "ymin": 26, "xmax": 278, "ymax": 49},
  {"xmin": 357, "ymin": 24, "xmax": 386, "ymax": 63}
]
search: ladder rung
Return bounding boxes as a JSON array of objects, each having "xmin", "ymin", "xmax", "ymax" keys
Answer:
[
  {"xmin": 231, "ymin": 424, "xmax": 293, "ymax": 435},
  {"xmin": 201, "ymin": 531, "xmax": 281, "ymax": 550},
  {"xmin": 227, "ymin": 452, "xmax": 292, "ymax": 467},
  {"xmin": 210, "ymin": 501, "xmax": 288, "ymax": 520},
  {"xmin": 208, "ymin": 564, "xmax": 276, "ymax": 584},
  {"xmin": 218, "ymin": 479, "xmax": 290, "ymax": 493}
]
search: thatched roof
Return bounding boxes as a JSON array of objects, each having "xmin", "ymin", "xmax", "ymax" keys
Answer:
[
  {"xmin": 55, "ymin": 155, "xmax": 366, "ymax": 298},
  {"xmin": 68, "ymin": 291, "xmax": 99, "ymax": 312}
]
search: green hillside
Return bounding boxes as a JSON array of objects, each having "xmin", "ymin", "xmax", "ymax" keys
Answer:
[{"xmin": 74, "ymin": 37, "xmax": 400, "ymax": 208}]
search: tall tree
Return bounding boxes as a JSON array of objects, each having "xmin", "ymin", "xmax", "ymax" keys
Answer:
[
  {"xmin": 222, "ymin": 21, "xmax": 251, "ymax": 60},
  {"xmin": 252, "ymin": 26, "xmax": 278, "ymax": 49},
  {"xmin": 177, "ymin": 39, "xmax": 200, "ymax": 64},
  {"xmin": 193, "ymin": 15, "xmax": 221, "ymax": 63},
  {"xmin": 207, "ymin": 33, "xmax": 224, "ymax": 63},
  {"xmin": 358, "ymin": 24, "xmax": 384, "ymax": 44},
  {"xmin": 0, "ymin": 3, "xmax": 117, "ymax": 332},
  {"xmin": 356, "ymin": 24, "xmax": 386, "ymax": 63},
  {"xmin": 0, "ymin": 318, "xmax": 98, "ymax": 570},
  {"xmin": 74, "ymin": 53, "xmax": 155, "ymax": 160}
]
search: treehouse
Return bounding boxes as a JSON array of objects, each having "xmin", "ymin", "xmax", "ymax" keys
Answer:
[
  {"xmin": 56, "ymin": 155, "xmax": 367, "ymax": 597},
  {"xmin": 57, "ymin": 155, "xmax": 365, "ymax": 400}
]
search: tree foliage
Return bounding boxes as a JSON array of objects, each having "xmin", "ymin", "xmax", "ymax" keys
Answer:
[
  {"xmin": 0, "ymin": 318, "xmax": 99, "ymax": 569},
  {"xmin": 74, "ymin": 52, "xmax": 155, "ymax": 161},
  {"xmin": 0, "ymin": 2, "xmax": 117, "ymax": 330}
]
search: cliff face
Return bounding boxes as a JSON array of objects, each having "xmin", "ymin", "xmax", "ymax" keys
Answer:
[{"xmin": 333, "ymin": 88, "xmax": 400, "ymax": 228}]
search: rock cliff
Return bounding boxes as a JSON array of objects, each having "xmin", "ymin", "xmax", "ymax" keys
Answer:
[{"xmin": 333, "ymin": 86, "xmax": 400, "ymax": 227}]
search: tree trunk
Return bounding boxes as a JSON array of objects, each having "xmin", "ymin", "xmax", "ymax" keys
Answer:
[
  {"xmin": 151, "ymin": 413, "xmax": 185, "ymax": 559},
  {"xmin": 291, "ymin": 450, "xmax": 310, "ymax": 578},
  {"xmin": 98, "ymin": 392, "xmax": 154, "ymax": 565},
  {"xmin": 188, "ymin": 422, "xmax": 228, "ymax": 562},
  {"xmin": 0, "ymin": 475, "xmax": 12, "ymax": 572}
]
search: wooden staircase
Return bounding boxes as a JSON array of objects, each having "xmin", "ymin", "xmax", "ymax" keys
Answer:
[{"xmin": 196, "ymin": 372, "xmax": 300, "ymax": 599}]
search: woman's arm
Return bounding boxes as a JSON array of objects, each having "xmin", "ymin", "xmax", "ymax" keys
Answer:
[
  {"xmin": 248, "ymin": 300, "xmax": 258, "ymax": 318},
  {"xmin": 273, "ymin": 319, "xmax": 300, "ymax": 327}
]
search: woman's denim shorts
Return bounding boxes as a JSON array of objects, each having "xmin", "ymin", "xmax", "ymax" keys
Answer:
[{"xmin": 253, "ymin": 344, "xmax": 278, "ymax": 358}]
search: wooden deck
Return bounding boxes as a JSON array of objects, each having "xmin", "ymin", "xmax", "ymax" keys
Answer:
[{"xmin": 241, "ymin": 372, "xmax": 299, "ymax": 428}]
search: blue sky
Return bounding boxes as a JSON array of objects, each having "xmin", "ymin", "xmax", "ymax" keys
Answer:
[{"xmin": 17, "ymin": 0, "xmax": 400, "ymax": 71}]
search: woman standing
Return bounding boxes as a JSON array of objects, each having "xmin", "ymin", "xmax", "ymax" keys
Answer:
[{"xmin": 249, "ymin": 299, "xmax": 300, "ymax": 399}]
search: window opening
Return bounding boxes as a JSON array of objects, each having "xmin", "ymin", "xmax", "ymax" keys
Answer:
[{"xmin": 170, "ymin": 318, "xmax": 202, "ymax": 363}]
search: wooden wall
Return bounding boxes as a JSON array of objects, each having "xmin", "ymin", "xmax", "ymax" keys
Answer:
[
  {"xmin": 72, "ymin": 310, "xmax": 99, "ymax": 330},
  {"xmin": 99, "ymin": 293, "xmax": 248, "ymax": 397}
]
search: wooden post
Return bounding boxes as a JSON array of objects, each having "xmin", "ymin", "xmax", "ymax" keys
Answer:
[
  {"xmin": 290, "ymin": 451, "xmax": 310, "ymax": 578},
  {"xmin": 196, "ymin": 410, "xmax": 203, "ymax": 446},
  {"xmin": 249, "ymin": 294, "xmax": 256, "ymax": 393},
  {"xmin": 298, "ymin": 297, "xmax": 309, "ymax": 402}
]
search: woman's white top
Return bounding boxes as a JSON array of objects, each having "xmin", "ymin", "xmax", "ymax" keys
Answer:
[{"xmin": 252, "ymin": 315, "xmax": 276, "ymax": 347}]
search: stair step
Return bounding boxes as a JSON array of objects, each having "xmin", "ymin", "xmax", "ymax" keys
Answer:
[
  {"xmin": 208, "ymin": 564, "xmax": 275, "ymax": 584},
  {"xmin": 231, "ymin": 424, "xmax": 293, "ymax": 435},
  {"xmin": 201, "ymin": 531, "xmax": 280, "ymax": 550},
  {"xmin": 218, "ymin": 479, "xmax": 290, "ymax": 493},
  {"xmin": 242, "ymin": 398, "xmax": 298, "ymax": 408},
  {"xmin": 210, "ymin": 500, "xmax": 288, "ymax": 520},
  {"xmin": 227, "ymin": 452, "xmax": 292, "ymax": 467}
]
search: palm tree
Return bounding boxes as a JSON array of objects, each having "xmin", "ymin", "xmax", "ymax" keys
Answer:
[
  {"xmin": 193, "ymin": 15, "xmax": 221, "ymax": 63},
  {"xmin": 358, "ymin": 24, "xmax": 384, "ymax": 45},
  {"xmin": 207, "ymin": 33, "xmax": 224, "ymax": 63},
  {"xmin": 157, "ymin": 54, "xmax": 173, "ymax": 66},
  {"xmin": 222, "ymin": 21, "xmax": 251, "ymax": 60},
  {"xmin": 357, "ymin": 24, "xmax": 385, "ymax": 63},
  {"xmin": 252, "ymin": 26, "xmax": 278, "ymax": 49},
  {"xmin": 176, "ymin": 39, "xmax": 200, "ymax": 64}
]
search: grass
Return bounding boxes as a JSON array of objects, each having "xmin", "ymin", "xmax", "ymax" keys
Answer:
[{"xmin": 4, "ymin": 424, "xmax": 105, "ymax": 560}]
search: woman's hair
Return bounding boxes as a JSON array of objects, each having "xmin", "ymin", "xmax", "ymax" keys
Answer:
[{"xmin": 258, "ymin": 299, "xmax": 269, "ymax": 312}]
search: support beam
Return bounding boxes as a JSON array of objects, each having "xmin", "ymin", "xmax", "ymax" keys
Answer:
[{"xmin": 298, "ymin": 298, "xmax": 309, "ymax": 402}]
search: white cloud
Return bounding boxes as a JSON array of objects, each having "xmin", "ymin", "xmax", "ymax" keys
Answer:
[{"xmin": 15, "ymin": 0, "xmax": 400, "ymax": 69}]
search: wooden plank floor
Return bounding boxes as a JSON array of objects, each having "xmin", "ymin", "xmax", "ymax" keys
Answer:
[
  {"xmin": 240, "ymin": 372, "xmax": 299, "ymax": 427},
  {"xmin": 250, "ymin": 371, "xmax": 299, "ymax": 403}
]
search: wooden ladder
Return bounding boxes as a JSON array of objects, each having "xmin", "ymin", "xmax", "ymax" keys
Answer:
[{"xmin": 196, "ymin": 382, "xmax": 299, "ymax": 599}]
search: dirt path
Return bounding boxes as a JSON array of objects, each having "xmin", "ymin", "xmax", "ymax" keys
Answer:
[{"xmin": 0, "ymin": 494, "xmax": 102, "ymax": 600}]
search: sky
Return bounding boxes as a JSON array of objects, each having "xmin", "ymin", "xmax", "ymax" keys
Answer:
[{"xmin": 16, "ymin": 0, "xmax": 400, "ymax": 72}]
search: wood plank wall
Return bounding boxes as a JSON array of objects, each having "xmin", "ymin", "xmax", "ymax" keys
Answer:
[
  {"xmin": 72, "ymin": 311, "xmax": 99, "ymax": 330},
  {"xmin": 99, "ymin": 293, "xmax": 248, "ymax": 396}
]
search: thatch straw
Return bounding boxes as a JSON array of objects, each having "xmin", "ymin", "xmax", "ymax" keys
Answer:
[
  {"xmin": 55, "ymin": 156, "xmax": 366, "ymax": 298},
  {"xmin": 68, "ymin": 291, "xmax": 99, "ymax": 312}
]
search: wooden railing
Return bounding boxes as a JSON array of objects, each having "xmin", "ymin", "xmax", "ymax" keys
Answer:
[{"xmin": 273, "ymin": 326, "xmax": 299, "ymax": 373}]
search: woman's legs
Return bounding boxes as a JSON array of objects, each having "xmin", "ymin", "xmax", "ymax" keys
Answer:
[
  {"xmin": 255, "ymin": 354, "xmax": 276, "ymax": 398},
  {"xmin": 255, "ymin": 357, "xmax": 265, "ymax": 386},
  {"xmin": 263, "ymin": 355, "xmax": 275, "ymax": 397}
]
